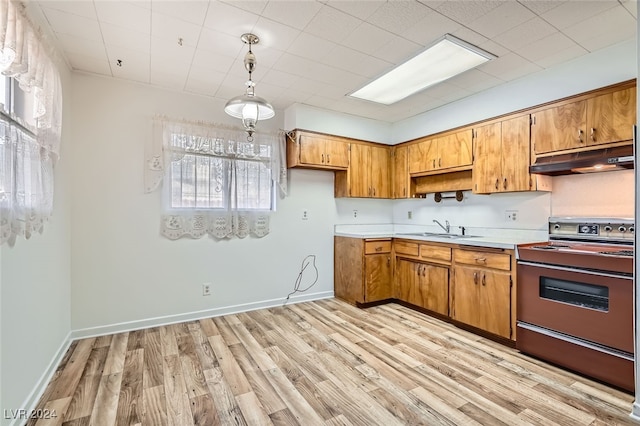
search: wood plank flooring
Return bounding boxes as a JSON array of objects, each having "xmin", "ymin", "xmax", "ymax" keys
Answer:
[{"xmin": 28, "ymin": 299, "xmax": 635, "ymax": 425}]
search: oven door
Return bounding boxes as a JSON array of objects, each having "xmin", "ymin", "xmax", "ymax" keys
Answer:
[{"xmin": 517, "ymin": 261, "xmax": 633, "ymax": 353}]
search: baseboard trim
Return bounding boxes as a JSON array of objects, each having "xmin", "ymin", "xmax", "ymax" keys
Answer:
[
  {"xmin": 10, "ymin": 331, "xmax": 73, "ymax": 426},
  {"xmin": 71, "ymin": 291, "xmax": 334, "ymax": 340},
  {"xmin": 631, "ymin": 401, "xmax": 640, "ymax": 423}
]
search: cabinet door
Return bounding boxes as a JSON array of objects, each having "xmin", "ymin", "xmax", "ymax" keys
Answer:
[
  {"xmin": 395, "ymin": 259, "xmax": 417, "ymax": 302},
  {"xmin": 451, "ymin": 266, "xmax": 480, "ymax": 327},
  {"xmin": 325, "ymin": 139, "xmax": 350, "ymax": 168},
  {"xmin": 370, "ymin": 145, "xmax": 391, "ymax": 198},
  {"xmin": 349, "ymin": 144, "xmax": 370, "ymax": 197},
  {"xmin": 501, "ymin": 115, "xmax": 531, "ymax": 192},
  {"xmin": 472, "ymin": 122, "xmax": 502, "ymax": 194},
  {"xmin": 439, "ymin": 130, "xmax": 473, "ymax": 169},
  {"xmin": 586, "ymin": 87, "xmax": 636, "ymax": 146},
  {"xmin": 477, "ymin": 270, "xmax": 511, "ymax": 339},
  {"xmin": 531, "ymin": 100, "xmax": 586, "ymax": 154},
  {"xmin": 299, "ymin": 134, "xmax": 327, "ymax": 166},
  {"xmin": 408, "ymin": 139, "xmax": 436, "ymax": 173},
  {"xmin": 417, "ymin": 263, "xmax": 449, "ymax": 315},
  {"xmin": 364, "ymin": 254, "xmax": 392, "ymax": 302},
  {"xmin": 392, "ymin": 145, "xmax": 409, "ymax": 198}
]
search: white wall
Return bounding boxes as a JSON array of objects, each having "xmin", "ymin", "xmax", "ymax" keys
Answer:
[
  {"xmin": 69, "ymin": 74, "xmax": 393, "ymax": 334},
  {"xmin": 1, "ymin": 67, "xmax": 73, "ymax": 424}
]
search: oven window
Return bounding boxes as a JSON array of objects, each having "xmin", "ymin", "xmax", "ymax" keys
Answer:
[{"xmin": 539, "ymin": 277, "xmax": 609, "ymax": 312}]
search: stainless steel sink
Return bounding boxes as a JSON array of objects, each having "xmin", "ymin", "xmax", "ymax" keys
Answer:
[{"xmin": 396, "ymin": 232, "xmax": 478, "ymax": 239}]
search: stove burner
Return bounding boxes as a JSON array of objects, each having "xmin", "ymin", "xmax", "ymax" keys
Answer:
[
  {"xmin": 532, "ymin": 244, "xmax": 570, "ymax": 250},
  {"xmin": 599, "ymin": 250, "xmax": 634, "ymax": 257}
]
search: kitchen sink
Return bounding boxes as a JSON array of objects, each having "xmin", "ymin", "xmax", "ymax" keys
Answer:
[{"xmin": 396, "ymin": 232, "xmax": 479, "ymax": 239}]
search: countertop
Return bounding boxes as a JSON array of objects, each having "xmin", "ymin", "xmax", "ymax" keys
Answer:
[{"xmin": 334, "ymin": 224, "xmax": 547, "ymax": 250}]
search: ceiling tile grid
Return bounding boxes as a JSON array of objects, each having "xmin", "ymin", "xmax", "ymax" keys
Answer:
[{"xmin": 29, "ymin": 0, "xmax": 637, "ymax": 123}]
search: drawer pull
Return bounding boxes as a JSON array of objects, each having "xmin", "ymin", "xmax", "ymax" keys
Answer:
[
  {"xmin": 482, "ymin": 274, "xmax": 486, "ymax": 286},
  {"xmin": 375, "ymin": 247, "xmax": 382, "ymax": 252},
  {"xmin": 475, "ymin": 257, "xmax": 487, "ymax": 263},
  {"xmin": 473, "ymin": 272, "xmax": 478, "ymax": 285}
]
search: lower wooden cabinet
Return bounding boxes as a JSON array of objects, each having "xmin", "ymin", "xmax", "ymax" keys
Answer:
[
  {"xmin": 334, "ymin": 237, "xmax": 392, "ymax": 304},
  {"xmin": 451, "ymin": 248, "xmax": 514, "ymax": 339},
  {"xmin": 395, "ymin": 259, "xmax": 448, "ymax": 315}
]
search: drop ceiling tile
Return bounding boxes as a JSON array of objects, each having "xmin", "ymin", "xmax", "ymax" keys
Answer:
[
  {"xmin": 184, "ymin": 76, "xmax": 218, "ymax": 97},
  {"xmin": 38, "ymin": 1, "xmax": 97, "ymax": 19},
  {"xmin": 260, "ymin": 69, "xmax": 298, "ymax": 89},
  {"xmin": 95, "ymin": 2, "xmax": 150, "ymax": 34},
  {"xmin": 479, "ymin": 52, "xmax": 542, "ymax": 82},
  {"xmin": 516, "ymin": 0, "xmax": 565, "ymax": 16},
  {"xmin": 372, "ymin": 34, "xmax": 421, "ymax": 64},
  {"xmin": 191, "ymin": 48, "xmax": 235, "ymax": 74},
  {"xmin": 367, "ymin": 1, "xmax": 432, "ymax": 35},
  {"xmin": 400, "ymin": 10, "xmax": 461, "ymax": 46},
  {"xmin": 66, "ymin": 52, "xmax": 111, "ymax": 76},
  {"xmin": 260, "ymin": 1, "xmax": 322, "ymax": 30},
  {"xmin": 515, "ymin": 31, "xmax": 580, "ymax": 64},
  {"xmin": 324, "ymin": 0, "xmax": 386, "ymax": 20},
  {"xmin": 322, "ymin": 45, "xmax": 392, "ymax": 79},
  {"xmin": 466, "ymin": 1, "xmax": 535, "ymax": 39},
  {"xmin": 563, "ymin": 5, "xmax": 636, "ymax": 52},
  {"xmin": 272, "ymin": 53, "xmax": 319, "ymax": 78},
  {"xmin": 151, "ymin": 11, "xmax": 202, "ymax": 47},
  {"xmin": 620, "ymin": 0, "xmax": 637, "ymax": 18},
  {"xmin": 220, "ymin": 0, "xmax": 268, "ymax": 16},
  {"xmin": 450, "ymin": 28, "xmax": 488, "ymax": 48},
  {"xmin": 101, "ymin": 22, "xmax": 151, "ymax": 53},
  {"xmin": 288, "ymin": 77, "xmax": 349, "ymax": 99},
  {"xmin": 476, "ymin": 39, "xmax": 510, "ymax": 58},
  {"xmin": 493, "ymin": 17, "xmax": 557, "ymax": 51},
  {"xmin": 304, "ymin": 5, "xmax": 361, "ymax": 43},
  {"xmin": 55, "ymin": 33, "xmax": 106, "ymax": 58},
  {"xmin": 541, "ymin": 0, "xmax": 619, "ymax": 29},
  {"xmin": 107, "ymin": 46, "xmax": 150, "ymax": 83},
  {"xmin": 416, "ymin": 1, "xmax": 447, "ymax": 10},
  {"xmin": 203, "ymin": 2, "xmax": 260, "ymax": 37},
  {"xmin": 305, "ymin": 63, "xmax": 367, "ymax": 90},
  {"xmin": 447, "ymin": 69, "xmax": 504, "ymax": 93},
  {"xmin": 342, "ymin": 22, "xmax": 396, "ymax": 56},
  {"xmin": 287, "ymin": 32, "xmax": 338, "ymax": 61},
  {"xmin": 150, "ymin": 37, "xmax": 195, "ymax": 77},
  {"xmin": 252, "ymin": 17, "xmax": 301, "ymax": 51},
  {"xmin": 196, "ymin": 29, "xmax": 244, "ymax": 58},
  {"xmin": 41, "ymin": 7, "xmax": 102, "ymax": 41},
  {"xmin": 186, "ymin": 67, "xmax": 228, "ymax": 96},
  {"xmin": 534, "ymin": 43, "xmax": 589, "ymax": 69},
  {"xmin": 435, "ymin": 1, "xmax": 504, "ymax": 25},
  {"xmin": 150, "ymin": 0, "xmax": 209, "ymax": 26},
  {"xmin": 150, "ymin": 69, "xmax": 187, "ymax": 91}
]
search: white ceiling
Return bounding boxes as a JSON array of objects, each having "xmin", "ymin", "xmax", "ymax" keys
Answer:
[{"xmin": 26, "ymin": 0, "xmax": 637, "ymax": 122}]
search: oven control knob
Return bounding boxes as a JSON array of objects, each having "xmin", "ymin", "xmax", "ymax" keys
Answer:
[
  {"xmin": 604, "ymin": 225, "xmax": 613, "ymax": 232},
  {"xmin": 618, "ymin": 226, "xmax": 627, "ymax": 233},
  {"xmin": 630, "ymin": 226, "xmax": 635, "ymax": 234},
  {"xmin": 553, "ymin": 224, "xmax": 560, "ymax": 230}
]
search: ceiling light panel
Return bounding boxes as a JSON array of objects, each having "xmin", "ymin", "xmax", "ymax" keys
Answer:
[{"xmin": 350, "ymin": 34, "xmax": 496, "ymax": 105}]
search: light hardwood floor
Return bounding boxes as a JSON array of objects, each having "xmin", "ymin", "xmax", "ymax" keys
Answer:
[{"xmin": 28, "ymin": 299, "xmax": 635, "ymax": 425}]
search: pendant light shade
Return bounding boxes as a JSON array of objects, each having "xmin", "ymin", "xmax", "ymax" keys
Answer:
[{"xmin": 224, "ymin": 33, "xmax": 275, "ymax": 138}]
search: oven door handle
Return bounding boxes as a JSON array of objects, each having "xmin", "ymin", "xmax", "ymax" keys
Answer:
[{"xmin": 517, "ymin": 261, "xmax": 632, "ymax": 280}]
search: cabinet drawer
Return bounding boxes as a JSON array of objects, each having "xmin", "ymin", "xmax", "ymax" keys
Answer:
[
  {"xmin": 420, "ymin": 244, "xmax": 451, "ymax": 262},
  {"xmin": 394, "ymin": 240, "xmax": 419, "ymax": 257},
  {"xmin": 365, "ymin": 240, "xmax": 392, "ymax": 254},
  {"xmin": 454, "ymin": 249, "xmax": 511, "ymax": 271}
]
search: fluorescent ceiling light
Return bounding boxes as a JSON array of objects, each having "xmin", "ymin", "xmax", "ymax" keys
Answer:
[{"xmin": 349, "ymin": 34, "xmax": 496, "ymax": 105}]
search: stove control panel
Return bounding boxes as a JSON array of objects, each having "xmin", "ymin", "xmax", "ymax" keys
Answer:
[{"xmin": 549, "ymin": 218, "xmax": 634, "ymax": 242}]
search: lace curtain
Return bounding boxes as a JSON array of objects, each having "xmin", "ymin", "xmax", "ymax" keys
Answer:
[
  {"xmin": 0, "ymin": 0, "xmax": 63, "ymax": 246},
  {"xmin": 145, "ymin": 117, "xmax": 287, "ymax": 240}
]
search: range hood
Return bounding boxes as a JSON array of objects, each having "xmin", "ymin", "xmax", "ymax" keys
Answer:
[{"xmin": 530, "ymin": 145, "xmax": 634, "ymax": 176}]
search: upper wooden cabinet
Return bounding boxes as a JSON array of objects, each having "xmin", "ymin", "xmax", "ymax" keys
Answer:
[
  {"xmin": 408, "ymin": 129, "xmax": 473, "ymax": 175},
  {"xmin": 287, "ymin": 130, "xmax": 350, "ymax": 170},
  {"xmin": 336, "ymin": 143, "xmax": 390, "ymax": 198},
  {"xmin": 391, "ymin": 145, "xmax": 409, "ymax": 199},
  {"xmin": 532, "ymin": 86, "xmax": 636, "ymax": 155},
  {"xmin": 473, "ymin": 115, "xmax": 549, "ymax": 194}
]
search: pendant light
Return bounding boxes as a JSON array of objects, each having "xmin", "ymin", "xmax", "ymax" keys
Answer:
[{"xmin": 224, "ymin": 33, "xmax": 275, "ymax": 140}]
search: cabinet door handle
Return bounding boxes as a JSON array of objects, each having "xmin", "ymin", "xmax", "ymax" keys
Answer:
[
  {"xmin": 482, "ymin": 274, "xmax": 486, "ymax": 286},
  {"xmin": 322, "ymin": 153, "xmax": 325, "ymax": 163},
  {"xmin": 577, "ymin": 129, "xmax": 583, "ymax": 143},
  {"xmin": 503, "ymin": 178, "xmax": 507, "ymax": 190},
  {"xmin": 387, "ymin": 257, "xmax": 390, "ymax": 266},
  {"xmin": 432, "ymin": 159, "xmax": 436, "ymax": 168},
  {"xmin": 438, "ymin": 158, "xmax": 442, "ymax": 167},
  {"xmin": 590, "ymin": 128, "xmax": 596, "ymax": 142},
  {"xmin": 373, "ymin": 188, "xmax": 376, "ymax": 197},
  {"xmin": 473, "ymin": 272, "xmax": 478, "ymax": 285},
  {"xmin": 327, "ymin": 154, "xmax": 331, "ymax": 163},
  {"xmin": 422, "ymin": 265, "xmax": 427, "ymax": 276},
  {"xmin": 495, "ymin": 179, "xmax": 499, "ymax": 190},
  {"xmin": 403, "ymin": 188, "xmax": 406, "ymax": 197},
  {"xmin": 475, "ymin": 257, "xmax": 487, "ymax": 264}
]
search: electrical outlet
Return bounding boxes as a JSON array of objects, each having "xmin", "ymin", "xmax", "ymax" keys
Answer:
[
  {"xmin": 302, "ymin": 209, "xmax": 309, "ymax": 220},
  {"xmin": 408, "ymin": 211, "xmax": 413, "ymax": 219},
  {"xmin": 353, "ymin": 210, "xmax": 358, "ymax": 218},
  {"xmin": 505, "ymin": 210, "xmax": 518, "ymax": 221},
  {"xmin": 202, "ymin": 283, "xmax": 211, "ymax": 296}
]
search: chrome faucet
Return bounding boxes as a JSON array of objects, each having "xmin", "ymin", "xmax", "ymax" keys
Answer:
[{"xmin": 433, "ymin": 219, "xmax": 450, "ymax": 233}]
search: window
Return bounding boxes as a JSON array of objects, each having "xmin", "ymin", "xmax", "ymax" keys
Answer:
[
  {"xmin": 146, "ymin": 118, "xmax": 286, "ymax": 240},
  {"xmin": 167, "ymin": 133, "xmax": 274, "ymax": 211}
]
